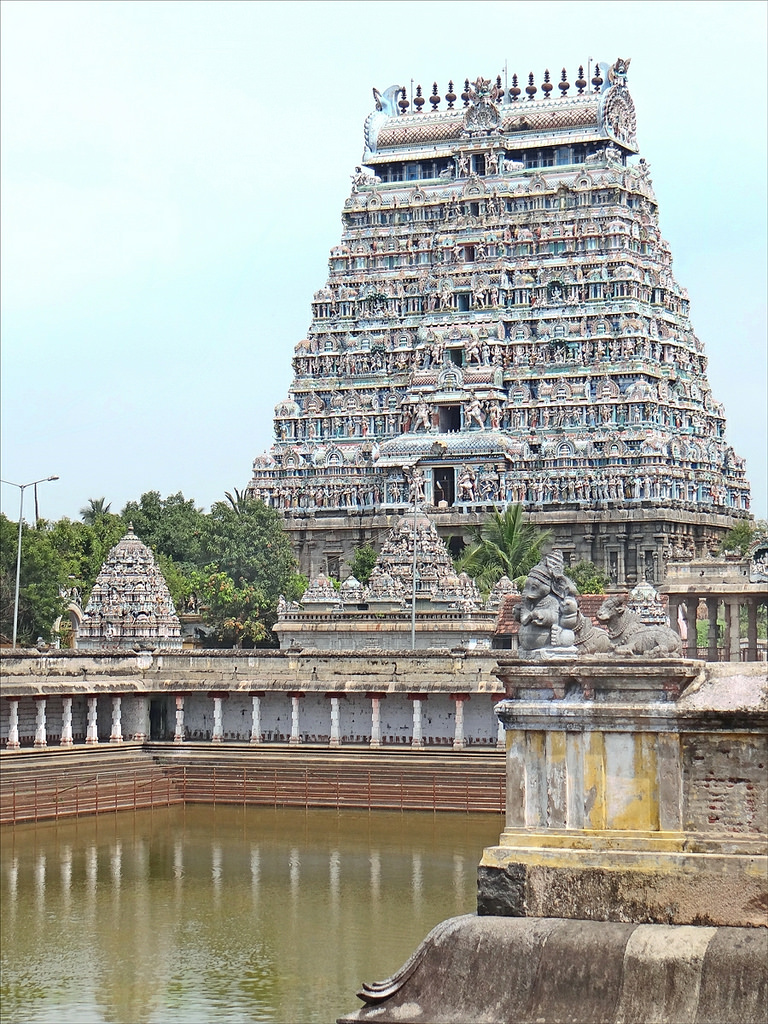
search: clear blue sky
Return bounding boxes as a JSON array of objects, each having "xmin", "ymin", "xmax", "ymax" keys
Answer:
[{"xmin": 2, "ymin": 0, "xmax": 766, "ymax": 521}]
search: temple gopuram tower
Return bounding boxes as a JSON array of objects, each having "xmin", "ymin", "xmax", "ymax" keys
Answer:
[
  {"xmin": 76, "ymin": 526, "xmax": 182, "ymax": 650},
  {"xmin": 247, "ymin": 59, "xmax": 750, "ymax": 587}
]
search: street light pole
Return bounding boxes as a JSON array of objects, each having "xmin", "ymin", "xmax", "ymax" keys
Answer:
[{"xmin": 1, "ymin": 475, "xmax": 59, "ymax": 648}]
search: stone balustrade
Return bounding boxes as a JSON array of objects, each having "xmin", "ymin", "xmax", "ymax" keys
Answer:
[{"xmin": 0, "ymin": 649, "xmax": 506, "ymax": 751}]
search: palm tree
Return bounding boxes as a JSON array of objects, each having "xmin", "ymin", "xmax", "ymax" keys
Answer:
[
  {"xmin": 224, "ymin": 488, "xmax": 250, "ymax": 514},
  {"xmin": 79, "ymin": 497, "xmax": 112, "ymax": 525},
  {"xmin": 454, "ymin": 504, "xmax": 551, "ymax": 594}
]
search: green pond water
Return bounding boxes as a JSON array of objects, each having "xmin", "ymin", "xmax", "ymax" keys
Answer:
[{"xmin": 0, "ymin": 806, "xmax": 503, "ymax": 1024}]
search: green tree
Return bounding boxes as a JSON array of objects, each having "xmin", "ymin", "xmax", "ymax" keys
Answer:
[
  {"xmin": 197, "ymin": 496, "xmax": 306, "ymax": 646},
  {"xmin": 45, "ymin": 514, "xmax": 124, "ymax": 607},
  {"xmin": 0, "ymin": 514, "xmax": 66, "ymax": 644},
  {"xmin": 121, "ymin": 491, "xmax": 206, "ymax": 569},
  {"xmin": 719, "ymin": 519, "xmax": 768, "ymax": 557},
  {"xmin": 564, "ymin": 560, "xmax": 611, "ymax": 595},
  {"xmin": 189, "ymin": 569, "xmax": 271, "ymax": 647},
  {"xmin": 453, "ymin": 505, "xmax": 551, "ymax": 593},
  {"xmin": 347, "ymin": 543, "xmax": 378, "ymax": 585}
]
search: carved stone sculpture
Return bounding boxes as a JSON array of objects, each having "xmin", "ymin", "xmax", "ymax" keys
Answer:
[
  {"xmin": 597, "ymin": 595, "xmax": 683, "ymax": 657},
  {"xmin": 515, "ymin": 550, "xmax": 579, "ymax": 654}
]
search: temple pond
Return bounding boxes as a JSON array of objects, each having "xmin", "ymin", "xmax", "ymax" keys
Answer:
[{"xmin": 0, "ymin": 805, "xmax": 502, "ymax": 1024}]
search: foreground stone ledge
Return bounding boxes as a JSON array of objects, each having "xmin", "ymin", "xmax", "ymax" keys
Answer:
[
  {"xmin": 337, "ymin": 914, "xmax": 768, "ymax": 1024},
  {"xmin": 477, "ymin": 852, "xmax": 767, "ymax": 928}
]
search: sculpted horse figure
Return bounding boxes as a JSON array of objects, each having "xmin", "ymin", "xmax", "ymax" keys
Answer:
[{"xmin": 597, "ymin": 595, "xmax": 682, "ymax": 657}]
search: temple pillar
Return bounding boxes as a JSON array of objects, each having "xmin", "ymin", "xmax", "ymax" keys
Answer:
[
  {"xmin": 289, "ymin": 692, "xmax": 304, "ymax": 745},
  {"xmin": 452, "ymin": 694, "xmax": 469, "ymax": 750},
  {"xmin": 211, "ymin": 693, "xmax": 225, "ymax": 743},
  {"xmin": 250, "ymin": 692, "xmax": 264, "ymax": 744},
  {"xmin": 368, "ymin": 693, "xmax": 385, "ymax": 748},
  {"xmin": 6, "ymin": 698, "xmax": 20, "ymax": 750},
  {"xmin": 667, "ymin": 595, "xmax": 682, "ymax": 638},
  {"xmin": 746, "ymin": 599, "xmax": 758, "ymax": 662},
  {"xmin": 616, "ymin": 538, "xmax": 626, "ymax": 588},
  {"xmin": 409, "ymin": 695, "xmax": 424, "ymax": 749},
  {"xmin": 60, "ymin": 697, "xmax": 74, "ymax": 747},
  {"xmin": 86, "ymin": 696, "xmax": 99, "ymax": 745},
  {"xmin": 706, "ymin": 598, "xmax": 720, "ymax": 662},
  {"xmin": 34, "ymin": 697, "xmax": 47, "ymax": 748},
  {"xmin": 173, "ymin": 695, "xmax": 185, "ymax": 744},
  {"xmin": 109, "ymin": 696, "xmax": 123, "ymax": 744},
  {"xmin": 131, "ymin": 696, "xmax": 149, "ymax": 743},
  {"xmin": 684, "ymin": 598, "xmax": 699, "ymax": 658},
  {"xmin": 327, "ymin": 694, "xmax": 342, "ymax": 747},
  {"xmin": 727, "ymin": 599, "xmax": 742, "ymax": 661}
]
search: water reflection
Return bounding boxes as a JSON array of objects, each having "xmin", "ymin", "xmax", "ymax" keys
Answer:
[{"xmin": 1, "ymin": 806, "xmax": 502, "ymax": 1024}]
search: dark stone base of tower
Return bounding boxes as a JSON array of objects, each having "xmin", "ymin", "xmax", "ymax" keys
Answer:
[{"xmin": 282, "ymin": 505, "xmax": 741, "ymax": 589}]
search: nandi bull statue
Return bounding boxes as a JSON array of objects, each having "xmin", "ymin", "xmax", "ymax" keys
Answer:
[{"xmin": 597, "ymin": 594, "xmax": 683, "ymax": 658}]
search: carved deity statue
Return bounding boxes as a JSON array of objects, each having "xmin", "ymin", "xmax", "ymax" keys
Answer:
[
  {"xmin": 515, "ymin": 550, "xmax": 579, "ymax": 653},
  {"xmin": 465, "ymin": 397, "xmax": 486, "ymax": 428},
  {"xmin": 412, "ymin": 401, "xmax": 431, "ymax": 432}
]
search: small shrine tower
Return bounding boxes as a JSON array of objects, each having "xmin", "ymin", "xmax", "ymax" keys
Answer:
[{"xmin": 76, "ymin": 525, "xmax": 182, "ymax": 650}]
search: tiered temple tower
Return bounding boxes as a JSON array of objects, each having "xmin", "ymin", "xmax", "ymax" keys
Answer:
[
  {"xmin": 76, "ymin": 526, "xmax": 182, "ymax": 650},
  {"xmin": 247, "ymin": 59, "xmax": 750, "ymax": 587}
]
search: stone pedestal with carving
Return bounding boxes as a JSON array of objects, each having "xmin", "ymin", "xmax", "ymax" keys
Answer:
[{"xmin": 478, "ymin": 659, "xmax": 768, "ymax": 927}]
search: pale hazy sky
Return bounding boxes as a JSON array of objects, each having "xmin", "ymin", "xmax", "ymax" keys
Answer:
[{"xmin": 2, "ymin": 0, "xmax": 766, "ymax": 521}]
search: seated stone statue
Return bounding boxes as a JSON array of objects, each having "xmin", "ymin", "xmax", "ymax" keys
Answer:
[{"xmin": 515, "ymin": 551, "xmax": 579, "ymax": 653}]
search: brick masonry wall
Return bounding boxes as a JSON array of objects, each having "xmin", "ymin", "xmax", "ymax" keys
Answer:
[{"xmin": 683, "ymin": 733, "xmax": 768, "ymax": 835}]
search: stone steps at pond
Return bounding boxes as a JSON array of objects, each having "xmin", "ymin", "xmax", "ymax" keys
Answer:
[
  {"xmin": 0, "ymin": 744, "xmax": 505, "ymax": 823},
  {"xmin": 0, "ymin": 745, "xmax": 182, "ymax": 823}
]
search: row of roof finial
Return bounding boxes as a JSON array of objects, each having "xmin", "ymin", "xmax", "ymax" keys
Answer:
[{"xmin": 398, "ymin": 66, "xmax": 605, "ymax": 114}]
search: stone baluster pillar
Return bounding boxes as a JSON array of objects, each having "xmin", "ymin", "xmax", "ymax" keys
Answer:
[
  {"xmin": 684, "ymin": 598, "xmax": 699, "ymax": 658},
  {"xmin": 745, "ymin": 599, "xmax": 758, "ymax": 662},
  {"xmin": 60, "ymin": 696, "xmax": 74, "ymax": 747},
  {"xmin": 173, "ymin": 695, "xmax": 185, "ymax": 744},
  {"xmin": 86, "ymin": 696, "xmax": 98, "ymax": 744},
  {"xmin": 211, "ymin": 694, "xmax": 224, "ymax": 743},
  {"xmin": 409, "ymin": 694, "xmax": 424, "ymax": 749},
  {"xmin": 110, "ymin": 696, "xmax": 123, "ymax": 744},
  {"xmin": 727, "ymin": 599, "xmax": 742, "ymax": 662},
  {"xmin": 706, "ymin": 598, "xmax": 720, "ymax": 662},
  {"xmin": 6, "ymin": 698, "xmax": 20, "ymax": 750},
  {"xmin": 368, "ymin": 693, "xmax": 385, "ymax": 748},
  {"xmin": 34, "ymin": 697, "xmax": 47, "ymax": 748},
  {"xmin": 250, "ymin": 692, "xmax": 264, "ymax": 744},
  {"xmin": 452, "ymin": 694, "xmax": 469, "ymax": 750},
  {"xmin": 289, "ymin": 692, "xmax": 304, "ymax": 745},
  {"xmin": 327, "ymin": 694, "xmax": 341, "ymax": 747}
]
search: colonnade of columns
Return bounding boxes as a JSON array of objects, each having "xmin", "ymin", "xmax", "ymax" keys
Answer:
[
  {"xmin": 4, "ymin": 691, "xmax": 506, "ymax": 751},
  {"xmin": 666, "ymin": 593, "xmax": 767, "ymax": 661}
]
